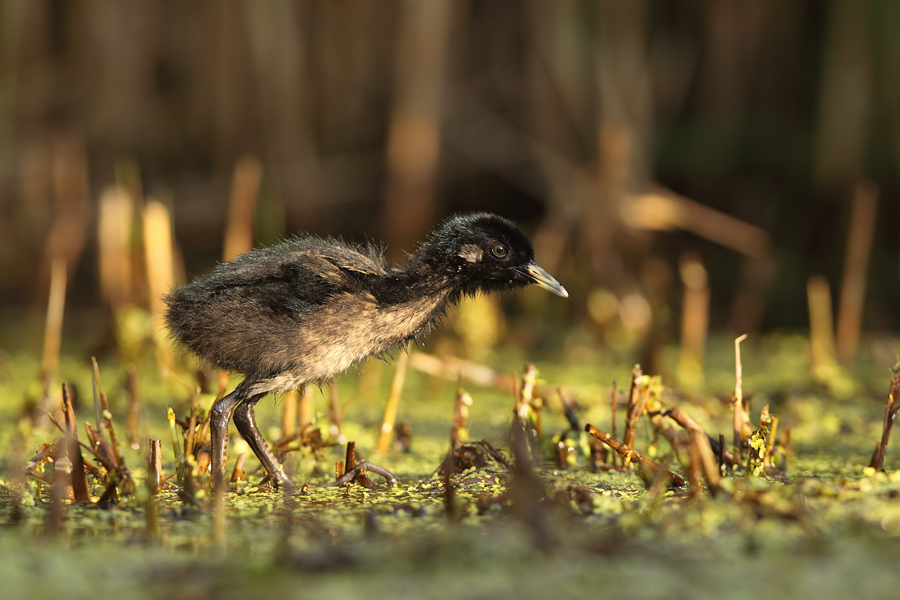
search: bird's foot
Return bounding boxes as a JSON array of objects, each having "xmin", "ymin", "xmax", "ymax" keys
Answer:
[{"xmin": 257, "ymin": 463, "xmax": 299, "ymax": 491}]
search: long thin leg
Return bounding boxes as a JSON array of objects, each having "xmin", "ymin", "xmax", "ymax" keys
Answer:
[
  {"xmin": 209, "ymin": 380, "xmax": 252, "ymax": 486},
  {"xmin": 234, "ymin": 396, "xmax": 296, "ymax": 489}
]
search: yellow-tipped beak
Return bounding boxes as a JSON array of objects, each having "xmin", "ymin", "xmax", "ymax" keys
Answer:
[{"xmin": 524, "ymin": 261, "xmax": 568, "ymax": 298}]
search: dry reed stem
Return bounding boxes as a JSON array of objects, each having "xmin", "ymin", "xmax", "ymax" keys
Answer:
[
  {"xmin": 223, "ymin": 155, "xmax": 263, "ymax": 262},
  {"xmin": 585, "ymin": 424, "xmax": 686, "ymax": 488},
  {"xmin": 679, "ymin": 252, "xmax": 709, "ymax": 388},
  {"xmin": 685, "ymin": 437, "xmax": 704, "ymax": 499},
  {"xmin": 94, "ymin": 365, "xmax": 125, "ymax": 469},
  {"xmin": 98, "ymin": 186, "xmax": 135, "ymax": 308},
  {"xmin": 145, "ymin": 441, "xmax": 160, "ymax": 537},
  {"xmin": 450, "ymin": 377, "xmax": 472, "ymax": 449},
  {"xmin": 691, "ymin": 430, "xmax": 720, "ymax": 496},
  {"xmin": 90, "ymin": 357, "xmax": 104, "ymax": 432},
  {"xmin": 666, "ymin": 405, "xmax": 736, "ymax": 470},
  {"xmin": 621, "ymin": 190, "xmax": 769, "ymax": 257},
  {"xmin": 375, "ymin": 344, "xmax": 410, "ymax": 454},
  {"xmin": 516, "ymin": 364, "xmax": 540, "ymax": 433},
  {"xmin": 733, "ymin": 334, "xmax": 748, "ymax": 461},
  {"xmin": 807, "ymin": 276, "xmax": 836, "ymax": 370},
  {"xmin": 407, "ymin": 351, "xmax": 513, "ymax": 391},
  {"xmin": 869, "ymin": 369, "xmax": 900, "ymax": 471},
  {"xmin": 143, "ymin": 199, "xmax": 176, "ymax": 367},
  {"xmin": 382, "ymin": 0, "xmax": 454, "ymax": 259},
  {"xmin": 61, "ymin": 384, "xmax": 90, "ymax": 502},
  {"xmin": 282, "ymin": 389, "xmax": 299, "ymax": 439},
  {"xmin": 41, "ymin": 257, "xmax": 67, "ymax": 383},
  {"xmin": 836, "ymin": 181, "xmax": 878, "ymax": 364},
  {"xmin": 148, "ymin": 439, "xmax": 162, "ymax": 494},
  {"xmin": 623, "ymin": 365, "xmax": 645, "ymax": 450},
  {"xmin": 298, "ymin": 384, "xmax": 313, "ymax": 428},
  {"xmin": 230, "ymin": 453, "xmax": 246, "ymax": 483}
]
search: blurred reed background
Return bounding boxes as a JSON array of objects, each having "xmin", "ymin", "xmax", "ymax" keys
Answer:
[{"xmin": 0, "ymin": 1, "xmax": 898, "ymax": 369}]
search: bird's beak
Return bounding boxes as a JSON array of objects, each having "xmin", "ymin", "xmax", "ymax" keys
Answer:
[{"xmin": 523, "ymin": 261, "xmax": 568, "ymax": 298}]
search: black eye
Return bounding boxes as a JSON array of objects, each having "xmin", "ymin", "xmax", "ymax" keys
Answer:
[{"xmin": 491, "ymin": 244, "xmax": 508, "ymax": 259}]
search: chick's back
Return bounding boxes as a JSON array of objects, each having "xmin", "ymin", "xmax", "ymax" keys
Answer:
[{"xmin": 164, "ymin": 236, "xmax": 391, "ymax": 379}]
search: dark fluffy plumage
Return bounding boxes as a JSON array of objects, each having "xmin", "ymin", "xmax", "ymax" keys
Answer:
[{"xmin": 164, "ymin": 212, "xmax": 566, "ymax": 487}]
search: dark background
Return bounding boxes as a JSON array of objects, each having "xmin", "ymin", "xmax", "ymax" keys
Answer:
[{"xmin": 1, "ymin": 1, "xmax": 897, "ymax": 343}]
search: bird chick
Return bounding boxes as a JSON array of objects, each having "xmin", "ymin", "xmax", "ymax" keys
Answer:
[{"xmin": 165, "ymin": 213, "xmax": 567, "ymax": 488}]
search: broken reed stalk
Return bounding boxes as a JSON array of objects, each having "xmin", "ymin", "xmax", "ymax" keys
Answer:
[
  {"xmin": 678, "ymin": 252, "xmax": 710, "ymax": 388},
  {"xmin": 667, "ymin": 406, "xmax": 736, "ymax": 472},
  {"xmin": 407, "ymin": 351, "xmax": 513, "ymax": 391},
  {"xmin": 298, "ymin": 384, "xmax": 313, "ymax": 427},
  {"xmin": 677, "ymin": 425, "xmax": 722, "ymax": 498},
  {"xmin": 83, "ymin": 423, "xmax": 119, "ymax": 474},
  {"xmin": 685, "ymin": 437, "xmax": 703, "ymax": 499},
  {"xmin": 282, "ymin": 389, "xmax": 299, "ymax": 438},
  {"xmin": 732, "ymin": 334, "xmax": 748, "ymax": 462},
  {"xmin": 869, "ymin": 368, "xmax": 900, "ymax": 471},
  {"xmin": 807, "ymin": 275, "xmax": 837, "ymax": 370},
  {"xmin": 375, "ymin": 343, "xmax": 410, "ymax": 454},
  {"xmin": 623, "ymin": 365, "xmax": 645, "ymax": 450},
  {"xmin": 380, "ymin": 0, "xmax": 453, "ymax": 261},
  {"xmin": 222, "ymin": 155, "xmax": 263, "ymax": 262},
  {"xmin": 41, "ymin": 257, "xmax": 67, "ymax": 385},
  {"xmin": 98, "ymin": 186, "xmax": 135, "ymax": 310},
  {"xmin": 143, "ymin": 198, "xmax": 176, "ymax": 368},
  {"xmin": 90, "ymin": 357, "xmax": 104, "ymax": 432},
  {"xmin": 622, "ymin": 191, "xmax": 769, "ymax": 258},
  {"xmin": 61, "ymin": 383, "xmax": 77, "ymax": 436},
  {"xmin": 64, "ymin": 434, "xmax": 90, "ymax": 503},
  {"xmin": 61, "ymin": 384, "xmax": 90, "ymax": 502},
  {"xmin": 343, "ymin": 440, "xmax": 375, "ymax": 487},
  {"xmin": 690, "ymin": 429, "xmax": 720, "ymax": 495},
  {"xmin": 450, "ymin": 376, "xmax": 472, "ymax": 449},
  {"xmin": 345, "ymin": 441, "xmax": 357, "ymax": 471},
  {"xmin": 517, "ymin": 363, "xmax": 537, "ymax": 423},
  {"xmin": 836, "ymin": 182, "xmax": 878, "ymax": 365},
  {"xmin": 555, "ymin": 439, "xmax": 575, "ymax": 470},
  {"xmin": 148, "ymin": 439, "xmax": 162, "ymax": 494},
  {"xmin": 44, "ymin": 411, "xmax": 117, "ymax": 492},
  {"xmin": 96, "ymin": 369, "xmax": 125, "ymax": 468},
  {"xmin": 558, "ymin": 388, "xmax": 580, "ymax": 431},
  {"xmin": 230, "ymin": 453, "xmax": 246, "ymax": 483},
  {"xmin": 585, "ymin": 424, "xmax": 686, "ymax": 488}
]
